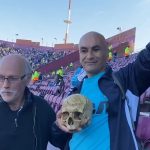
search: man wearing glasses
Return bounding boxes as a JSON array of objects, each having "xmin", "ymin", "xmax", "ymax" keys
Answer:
[{"xmin": 0, "ymin": 54, "xmax": 70, "ymax": 150}]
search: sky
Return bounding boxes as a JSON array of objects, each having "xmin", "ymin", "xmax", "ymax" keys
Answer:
[{"xmin": 0, "ymin": 0, "xmax": 150, "ymax": 51}]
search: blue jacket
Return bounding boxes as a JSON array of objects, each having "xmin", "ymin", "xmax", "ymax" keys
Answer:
[{"xmin": 66, "ymin": 43, "xmax": 150, "ymax": 150}]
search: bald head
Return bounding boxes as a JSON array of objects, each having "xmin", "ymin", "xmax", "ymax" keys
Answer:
[
  {"xmin": 0, "ymin": 54, "xmax": 32, "ymax": 75},
  {"xmin": 79, "ymin": 31, "xmax": 108, "ymax": 49}
]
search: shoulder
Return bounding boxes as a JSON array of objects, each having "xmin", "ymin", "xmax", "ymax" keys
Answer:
[{"xmin": 32, "ymin": 94, "xmax": 55, "ymax": 117}]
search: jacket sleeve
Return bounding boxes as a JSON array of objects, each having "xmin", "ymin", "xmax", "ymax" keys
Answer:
[
  {"xmin": 50, "ymin": 122, "xmax": 72, "ymax": 150},
  {"xmin": 46, "ymin": 103, "xmax": 72, "ymax": 150},
  {"xmin": 116, "ymin": 42, "xmax": 150, "ymax": 96}
]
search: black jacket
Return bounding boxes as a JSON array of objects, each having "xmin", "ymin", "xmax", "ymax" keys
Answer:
[
  {"xmin": 65, "ymin": 43, "xmax": 150, "ymax": 150},
  {"xmin": 0, "ymin": 88, "xmax": 70, "ymax": 150}
]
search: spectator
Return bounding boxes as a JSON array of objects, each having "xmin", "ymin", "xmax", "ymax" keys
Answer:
[
  {"xmin": 69, "ymin": 62, "xmax": 74, "ymax": 70},
  {"xmin": 56, "ymin": 31, "xmax": 150, "ymax": 150},
  {"xmin": 38, "ymin": 72, "xmax": 43, "ymax": 80},
  {"xmin": 108, "ymin": 45, "xmax": 113, "ymax": 51},
  {"xmin": 51, "ymin": 70, "xmax": 56, "ymax": 77},
  {"xmin": 0, "ymin": 54, "xmax": 70, "ymax": 150},
  {"xmin": 113, "ymin": 49, "xmax": 117, "ymax": 61},
  {"xmin": 108, "ymin": 51, "xmax": 113, "ymax": 61},
  {"xmin": 124, "ymin": 46, "xmax": 130, "ymax": 58},
  {"xmin": 55, "ymin": 67, "xmax": 64, "ymax": 85}
]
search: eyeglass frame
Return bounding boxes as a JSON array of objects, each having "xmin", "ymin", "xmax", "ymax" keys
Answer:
[{"xmin": 0, "ymin": 74, "xmax": 30, "ymax": 83}]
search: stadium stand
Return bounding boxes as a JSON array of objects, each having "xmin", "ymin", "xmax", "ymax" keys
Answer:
[{"xmin": 136, "ymin": 87, "xmax": 150, "ymax": 149}]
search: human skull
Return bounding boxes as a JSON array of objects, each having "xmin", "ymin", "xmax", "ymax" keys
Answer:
[{"xmin": 61, "ymin": 94, "xmax": 93, "ymax": 131}]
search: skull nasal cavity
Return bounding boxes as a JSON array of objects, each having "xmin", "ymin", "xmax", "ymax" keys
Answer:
[{"xmin": 68, "ymin": 117, "xmax": 74, "ymax": 125}]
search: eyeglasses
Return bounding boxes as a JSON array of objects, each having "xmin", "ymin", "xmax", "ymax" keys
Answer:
[{"xmin": 0, "ymin": 74, "xmax": 26, "ymax": 83}]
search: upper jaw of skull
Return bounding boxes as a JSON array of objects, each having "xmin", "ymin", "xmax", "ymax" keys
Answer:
[
  {"xmin": 61, "ymin": 94, "xmax": 93, "ymax": 131},
  {"xmin": 61, "ymin": 108, "xmax": 84, "ymax": 130}
]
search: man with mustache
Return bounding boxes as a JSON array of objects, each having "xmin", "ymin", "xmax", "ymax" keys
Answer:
[
  {"xmin": 0, "ymin": 54, "xmax": 70, "ymax": 150},
  {"xmin": 56, "ymin": 31, "xmax": 150, "ymax": 150}
]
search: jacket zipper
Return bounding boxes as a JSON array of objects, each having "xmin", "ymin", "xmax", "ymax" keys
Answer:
[{"xmin": 14, "ymin": 106, "xmax": 23, "ymax": 128}]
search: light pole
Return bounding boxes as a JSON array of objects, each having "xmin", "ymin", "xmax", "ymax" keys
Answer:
[
  {"xmin": 51, "ymin": 38, "xmax": 57, "ymax": 47},
  {"xmin": 15, "ymin": 34, "xmax": 19, "ymax": 42},
  {"xmin": 41, "ymin": 37, "xmax": 43, "ymax": 46},
  {"xmin": 64, "ymin": 0, "xmax": 72, "ymax": 44}
]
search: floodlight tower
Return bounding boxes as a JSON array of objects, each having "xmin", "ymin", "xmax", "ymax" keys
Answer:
[{"xmin": 64, "ymin": 0, "xmax": 72, "ymax": 44}]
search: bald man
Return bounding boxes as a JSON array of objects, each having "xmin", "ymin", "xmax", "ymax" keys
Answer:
[
  {"xmin": 56, "ymin": 32, "xmax": 150, "ymax": 150},
  {"xmin": 0, "ymin": 54, "xmax": 70, "ymax": 150}
]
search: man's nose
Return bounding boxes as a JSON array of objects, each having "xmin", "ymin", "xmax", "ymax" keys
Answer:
[
  {"xmin": 87, "ymin": 50, "xmax": 94, "ymax": 59},
  {"xmin": 2, "ymin": 79, "xmax": 10, "ymax": 88}
]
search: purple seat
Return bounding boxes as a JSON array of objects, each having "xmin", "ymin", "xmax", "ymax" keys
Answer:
[{"xmin": 136, "ymin": 115, "xmax": 150, "ymax": 149}]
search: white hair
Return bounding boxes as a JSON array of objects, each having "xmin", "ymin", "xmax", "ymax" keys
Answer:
[{"xmin": 0, "ymin": 54, "xmax": 32, "ymax": 75}]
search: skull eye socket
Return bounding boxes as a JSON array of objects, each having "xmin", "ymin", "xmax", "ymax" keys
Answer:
[
  {"xmin": 62, "ymin": 112, "xmax": 69, "ymax": 120},
  {"xmin": 74, "ymin": 112, "xmax": 82, "ymax": 120}
]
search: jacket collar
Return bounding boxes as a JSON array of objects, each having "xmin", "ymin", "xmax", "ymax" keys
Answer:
[
  {"xmin": 70, "ymin": 65, "xmax": 113, "ymax": 94},
  {"xmin": 22, "ymin": 87, "xmax": 34, "ymax": 110}
]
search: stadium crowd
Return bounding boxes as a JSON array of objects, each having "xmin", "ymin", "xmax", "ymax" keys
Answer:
[{"xmin": 0, "ymin": 43, "xmax": 71, "ymax": 70}]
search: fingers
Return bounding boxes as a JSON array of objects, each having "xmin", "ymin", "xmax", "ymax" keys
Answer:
[
  {"xmin": 56, "ymin": 111, "xmax": 91, "ymax": 133},
  {"xmin": 56, "ymin": 110, "xmax": 62, "ymax": 119},
  {"xmin": 55, "ymin": 120, "xmax": 72, "ymax": 133}
]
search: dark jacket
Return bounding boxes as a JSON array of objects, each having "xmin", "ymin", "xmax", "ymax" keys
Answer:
[
  {"xmin": 65, "ymin": 43, "xmax": 150, "ymax": 150},
  {"xmin": 0, "ymin": 88, "xmax": 70, "ymax": 150}
]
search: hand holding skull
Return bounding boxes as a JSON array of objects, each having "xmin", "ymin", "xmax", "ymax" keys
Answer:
[{"xmin": 56, "ymin": 94, "xmax": 93, "ymax": 133}]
